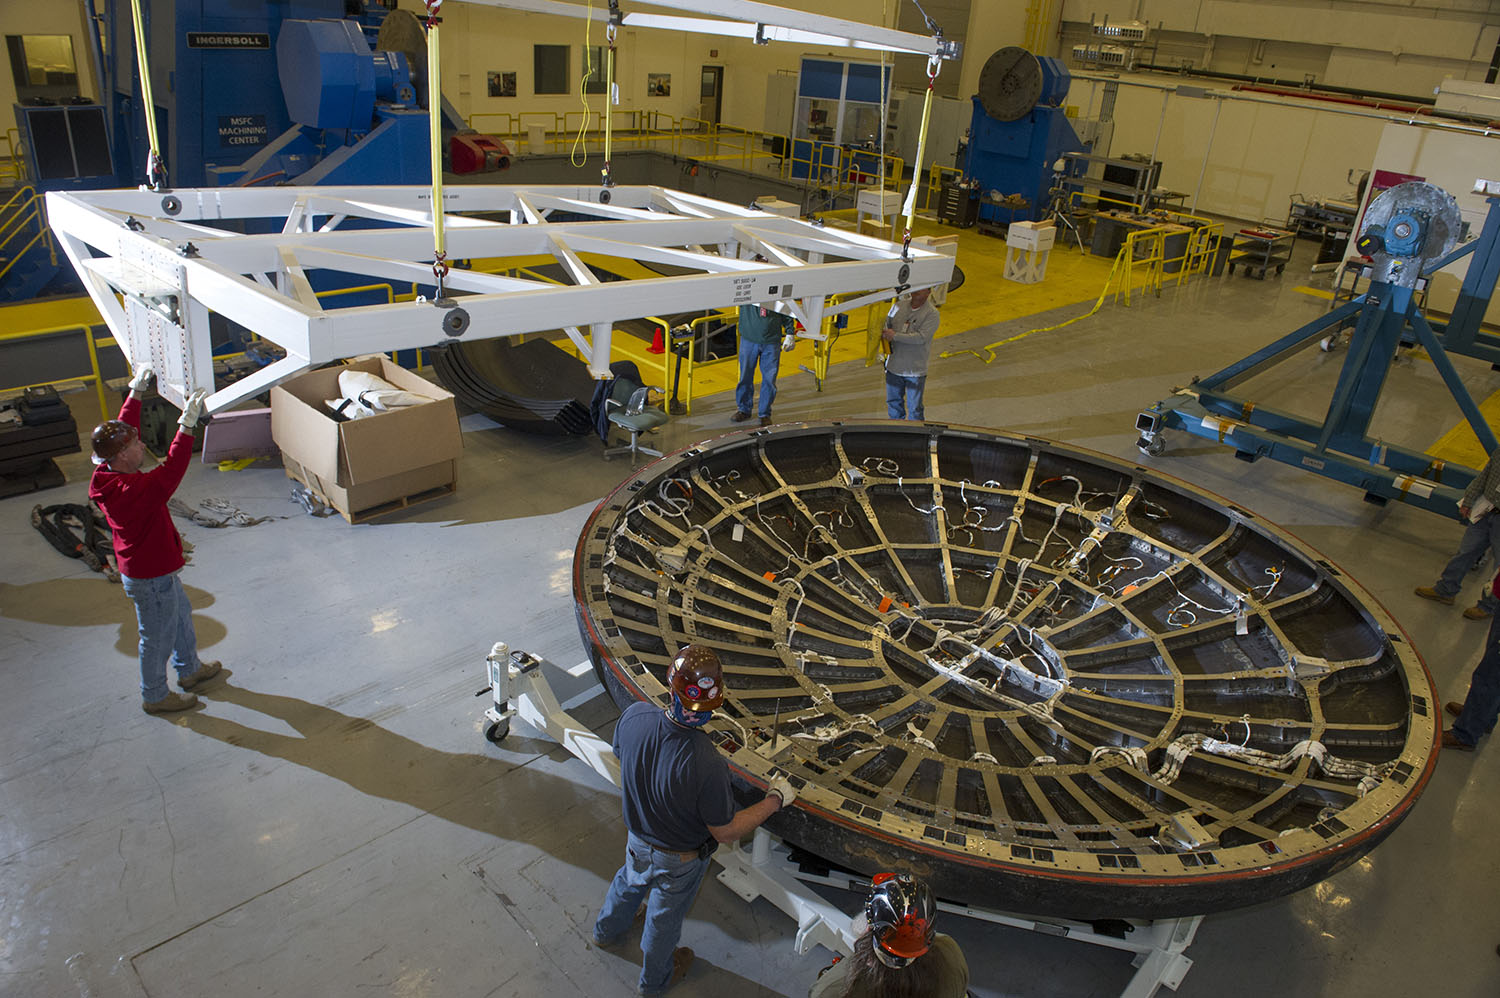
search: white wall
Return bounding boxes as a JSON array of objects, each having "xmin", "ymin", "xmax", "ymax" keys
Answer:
[{"xmin": 1055, "ymin": 0, "xmax": 1499, "ymax": 224}]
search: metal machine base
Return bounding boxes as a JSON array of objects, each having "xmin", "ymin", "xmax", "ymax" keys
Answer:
[{"xmin": 481, "ymin": 643, "xmax": 1204, "ymax": 998}]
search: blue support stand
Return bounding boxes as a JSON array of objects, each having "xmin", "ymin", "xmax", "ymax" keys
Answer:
[{"xmin": 1137, "ymin": 192, "xmax": 1500, "ymax": 519}]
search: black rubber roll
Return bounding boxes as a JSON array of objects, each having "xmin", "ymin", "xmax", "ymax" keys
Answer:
[{"xmin": 432, "ymin": 336, "xmax": 596, "ymax": 435}]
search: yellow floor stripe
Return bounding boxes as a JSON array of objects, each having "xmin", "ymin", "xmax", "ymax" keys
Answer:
[
  {"xmin": 1429, "ymin": 391, "xmax": 1500, "ymax": 469},
  {"xmin": 1294, "ymin": 285, "xmax": 1334, "ymax": 300}
]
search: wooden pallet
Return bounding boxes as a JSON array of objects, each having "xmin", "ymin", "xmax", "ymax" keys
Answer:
[
  {"xmin": 342, "ymin": 481, "xmax": 456, "ymax": 524},
  {"xmin": 282, "ymin": 454, "xmax": 457, "ymax": 524}
]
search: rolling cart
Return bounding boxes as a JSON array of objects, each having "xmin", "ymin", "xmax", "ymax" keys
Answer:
[{"xmin": 1226, "ymin": 228, "xmax": 1294, "ymax": 278}]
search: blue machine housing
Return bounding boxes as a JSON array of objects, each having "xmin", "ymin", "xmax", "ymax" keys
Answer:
[
  {"xmin": 210, "ymin": 17, "xmax": 428, "ymax": 186},
  {"xmin": 99, "ymin": 0, "xmax": 346, "ymax": 189},
  {"xmin": 964, "ymin": 56, "xmax": 1084, "ymax": 225}
]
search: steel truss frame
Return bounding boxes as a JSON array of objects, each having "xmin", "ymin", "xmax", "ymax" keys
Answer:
[
  {"xmin": 472, "ymin": 0, "xmax": 961, "ymax": 60},
  {"xmin": 1137, "ymin": 185, "xmax": 1500, "ymax": 517},
  {"xmin": 46, "ymin": 184, "xmax": 953, "ymax": 412}
]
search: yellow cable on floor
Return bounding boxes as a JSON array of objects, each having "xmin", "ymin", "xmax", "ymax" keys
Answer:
[{"xmin": 940, "ymin": 253, "xmax": 1126, "ymax": 364}]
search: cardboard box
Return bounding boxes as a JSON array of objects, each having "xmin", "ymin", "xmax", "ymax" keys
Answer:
[{"xmin": 271, "ymin": 357, "xmax": 461, "ymax": 521}]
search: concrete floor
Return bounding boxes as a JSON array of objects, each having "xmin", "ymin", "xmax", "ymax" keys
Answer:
[{"xmin": 3, "ymin": 237, "xmax": 1499, "ymax": 998}]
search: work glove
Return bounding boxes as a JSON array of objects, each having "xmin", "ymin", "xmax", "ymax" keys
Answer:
[
  {"xmin": 781, "ymin": 333, "xmax": 797, "ymax": 353},
  {"xmin": 767, "ymin": 776, "xmax": 797, "ymax": 808},
  {"xmin": 128, "ymin": 365, "xmax": 155, "ymax": 393},
  {"xmin": 178, "ymin": 389, "xmax": 209, "ymax": 431}
]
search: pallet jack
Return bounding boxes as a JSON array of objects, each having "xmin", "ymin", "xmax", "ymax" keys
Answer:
[{"xmin": 480, "ymin": 643, "xmax": 1203, "ymax": 998}]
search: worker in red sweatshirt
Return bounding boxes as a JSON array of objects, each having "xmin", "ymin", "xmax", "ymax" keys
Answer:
[{"xmin": 89, "ymin": 366, "xmax": 218, "ymax": 714}]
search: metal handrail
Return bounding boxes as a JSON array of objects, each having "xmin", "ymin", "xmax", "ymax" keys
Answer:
[
  {"xmin": 313, "ymin": 283, "xmax": 426, "ymax": 367},
  {"xmin": 1116, "ymin": 227, "xmax": 1168, "ymax": 307},
  {"xmin": 0, "ymin": 184, "xmax": 38, "ymax": 216},
  {"xmin": 0, "ymin": 323, "xmax": 114, "ymax": 418},
  {"xmin": 923, "ymin": 164, "xmax": 963, "ymax": 211},
  {"xmin": 0, "ymin": 222, "xmax": 56, "ymax": 286},
  {"xmin": 0, "ymin": 198, "xmax": 46, "ymax": 251}
]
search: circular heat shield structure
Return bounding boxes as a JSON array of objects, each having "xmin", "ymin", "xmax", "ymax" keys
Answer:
[{"xmin": 574, "ymin": 423, "xmax": 1438, "ymax": 918}]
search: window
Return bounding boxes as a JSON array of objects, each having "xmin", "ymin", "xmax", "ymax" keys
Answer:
[
  {"xmin": 6, "ymin": 34, "xmax": 80, "ymax": 102},
  {"xmin": 582, "ymin": 45, "xmax": 612, "ymax": 95},
  {"xmin": 534, "ymin": 45, "xmax": 569, "ymax": 95}
]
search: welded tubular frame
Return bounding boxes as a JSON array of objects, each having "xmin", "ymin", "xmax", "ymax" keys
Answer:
[
  {"xmin": 572, "ymin": 421, "xmax": 1438, "ymax": 919},
  {"xmin": 45, "ymin": 184, "xmax": 953, "ymax": 412}
]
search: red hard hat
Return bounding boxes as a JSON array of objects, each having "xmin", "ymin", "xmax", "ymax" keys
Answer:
[
  {"xmin": 866, "ymin": 872, "xmax": 936, "ymax": 968},
  {"xmin": 91, "ymin": 420, "xmax": 137, "ymax": 464},
  {"xmin": 667, "ymin": 645, "xmax": 725, "ymax": 711}
]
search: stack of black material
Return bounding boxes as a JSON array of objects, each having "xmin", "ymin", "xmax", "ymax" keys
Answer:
[
  {"xmin": 432, "ymin": 336, "xmax": 596, "ymax": 436},
  {"xmin": 0, "ymin": 386, "xmax": 80, "ymax": 497}
]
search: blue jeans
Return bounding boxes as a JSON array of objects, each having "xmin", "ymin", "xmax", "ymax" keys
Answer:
[
  {"xmin": 885, "ymin": 370, "xmax": 926, "ymax": 420},
  {"xmin": 594, "ymin": 832, "xmax": 712, "ymax": 995},
  {"xmin": 1454, "ymin": 612, "xmax": 1500, "ymax": 746},
  {"xmin": 1434, "ymin": 511, "xmax": 1500, "ymax": 612},
  {"xmin": 735, "ymin": 339, "xmax": 780, "ymax": 418},
  {"xmin": 120, "ymin": 571, "xmax": 202, "ymax": 703}
]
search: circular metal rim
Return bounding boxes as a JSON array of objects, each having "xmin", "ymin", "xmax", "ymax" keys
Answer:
[
  {"xmin": 573, "ymin": 421, "xmax": 1439, "ymax": 917},
  {"xmin": 977, "ymin": 46, "xmax": 1044, "ymax": 123}
]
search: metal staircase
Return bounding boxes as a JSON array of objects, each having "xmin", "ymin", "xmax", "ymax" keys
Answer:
[{"xmin": 0, "ymin": 186, "xmax": 72, "ymax": 302}]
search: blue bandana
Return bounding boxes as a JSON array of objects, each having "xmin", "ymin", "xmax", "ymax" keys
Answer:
[{"xmin": 667, "ymin": 694, "xmax": 713, "ymax": 728}]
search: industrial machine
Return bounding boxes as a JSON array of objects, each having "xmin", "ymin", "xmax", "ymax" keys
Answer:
[
  {"xmin": 962, "ymin": 46, "xmax": 1086, "ymax": 227},
  {"xmin": 4, "ymin": 2, "xmax": 461, "ymax": 300},
  {"xmin": 208, "ymin": 17, "xmax": 428, "ymax": 187},
  {"xmin": 1136, "ymin": 179, "xmax": 1500, "ymax": 516}
]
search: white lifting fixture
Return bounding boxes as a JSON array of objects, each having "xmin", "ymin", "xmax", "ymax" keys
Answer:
[
  {"xmin": 482, "ymin": 644, "xmax": 1204, "ymax": 998},
  {"xmin": 45, "ymin": 0, "xmax": 961, "ymax": 415}
]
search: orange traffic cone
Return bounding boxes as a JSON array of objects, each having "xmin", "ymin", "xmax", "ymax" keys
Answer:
[{"xmin": 648, "ymin": 325, "xmax": 665, "ymax": 354}]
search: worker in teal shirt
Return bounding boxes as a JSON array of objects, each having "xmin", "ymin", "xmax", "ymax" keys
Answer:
[{"xmin": 733, "ymin": 300, "xmax": 796, "ymax": 426}]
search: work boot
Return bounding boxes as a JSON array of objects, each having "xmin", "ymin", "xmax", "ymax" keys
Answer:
[
  {"xmin": 143, "ymin": 691, "xmax": 198, "ymax": 714},
  {"xmin": 180, "ymin": 660, "xmax": 222, "ymax": 690},
  {"xmin": 731, "ymin": 410, "xmax": 751, "ymax": 422},
  {"xmin": 670, "ymin": 947, "xmax": 694, "ymax": 986},
  {"xmin": 1464, "ymin": 606, "xmax": 1492, "ymax": 620},
  {"xmin": 759, "ymin": 415, "xmax": 772, "ymax": 426},
  {"xmin": 1442, "ymin": 729, "xmax": 1475, "ymax": 751},
  {"xmin": 1414, "ymin": 586, "xmax": 1454, "ymax": 606}
]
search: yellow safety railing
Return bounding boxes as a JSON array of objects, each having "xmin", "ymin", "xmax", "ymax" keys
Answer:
[
  {"xmin": 670, "ymin": 309, "xmax": 739, "ymax": 414},
  {"xmin": 0, "ymin": 323, "xmax": 114, "ymax": 419},
  {"xmin": 923, "ymin": 164, "xmax": 964, "ymax": 212},
  {"xmin": 0, "ymin": 187, "xmax": 57, "ymax": 285},
  {"xmin": 313, "ymin": 283, "xmax": 427, "ymax": 367},
  {"xmin": 0, "ymin": 129, "xmax": 22, "ymax": 183},
  {"xmin": 1115, "ymin": 226, "xmax": 1167, "ymax": 307}
]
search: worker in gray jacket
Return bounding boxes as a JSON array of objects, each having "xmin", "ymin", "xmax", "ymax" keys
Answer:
[
  {"xmin": 1416, "ymin": 444, "xmax": 1500, "ymax": 620},
  {"xmin": 880, "ymin": 287, "xmax": 939, "ymax": 420}
]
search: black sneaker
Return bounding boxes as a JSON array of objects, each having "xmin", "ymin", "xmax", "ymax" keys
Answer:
[{"xmin": 731, "ymin": 410, "xmax": 751, "ymax": 422}]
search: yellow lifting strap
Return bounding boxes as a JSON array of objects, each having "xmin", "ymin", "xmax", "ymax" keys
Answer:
[
  {"xmin": 602, "ymin": 25, "xmax": 616, "ymax": 186},
  {"xmin": 127, "ymin": 0, "xmax": 165, "ymax": 187},
  {"xmin": 900, "ymin": 54, "xmax": 941, "ymax": 259},
  {"xmin": 424, "ymin": 0, "xmax": 449, "ymax": 295}
]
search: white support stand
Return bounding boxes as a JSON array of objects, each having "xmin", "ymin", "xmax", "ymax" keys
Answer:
[
  {"xmin": 481, "ymin": 643, "xmax": 1204, "ymax": 998},
  {"xmin": 1004, "ymin": 220, "xmax": 1057, "ymax": 284},
  {"xmin": 856, "ymin": 189, "xmax": 902, "ymax": 235}
]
